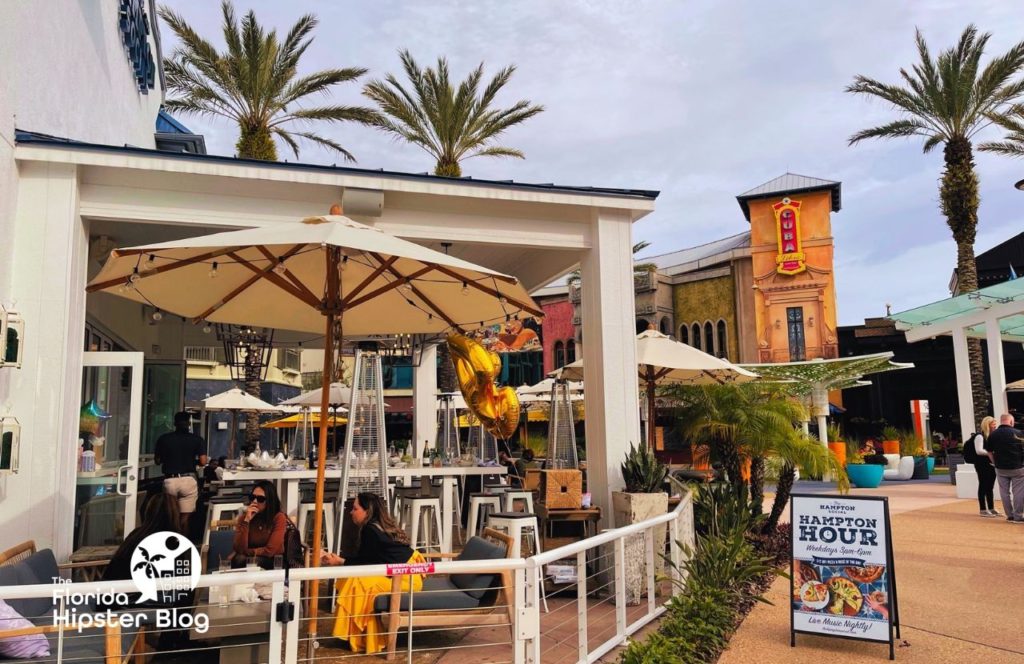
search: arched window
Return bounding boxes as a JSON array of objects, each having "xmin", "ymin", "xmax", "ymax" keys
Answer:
[
  {"xmin": 679, "ymin": 325, "xmax": 689, "ymax": 345},
  {"xmin": 704, "ymin": 321, "xmax": 714, "ymax": 355},
  {"xmin": 717, "ymin": 320, "xmax": 728, "ymax": 360},
  {"xmin": 554, "ymin": 341, "xmax": 565, "ymax": 369},
  {"xmin": 691, "ymin": 323, "xmax": 701, "ymax": 351},
  {"xmin": 565, "ymin": 340, "xmax": 576, "ymax": 364},
  {"xmin": 636, "ymin": 319, "xmax": 650, "ymax": 334},
  {"xmin": 659, "ymin": 317, "xmax": 670, "ymax": 335}
]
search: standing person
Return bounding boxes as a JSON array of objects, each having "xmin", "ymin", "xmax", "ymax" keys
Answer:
[
  {"xmin": 232, "ymin": 480, "xmax": 289, "ymax": 568},
  {"xmin": 324, "ymin": 492, "xmax": 426, "ymax": 654},
  {"xmin": 983, "ymin": 413, "xmax": 1024, "ymax": 523},
  {"xmin": 971, "ymin": 417, "xmax": 1000, "ymax": 517},
  {"xmin": 155, "ymin": 411, "xmax": 207, "ymax": 534}
]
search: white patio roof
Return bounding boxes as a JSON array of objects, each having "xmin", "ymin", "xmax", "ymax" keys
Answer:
[{"xmin": 889, "ymin": 278, "xmax": 1024, "ymax": 343}]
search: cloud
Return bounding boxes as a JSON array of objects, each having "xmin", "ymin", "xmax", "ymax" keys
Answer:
[{"xmin": 159, "ymin": 0, "xmax": 1024, "ymax": 325}]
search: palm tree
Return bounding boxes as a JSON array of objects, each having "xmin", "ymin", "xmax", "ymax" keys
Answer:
[
  {"xmin": 568, "ymin": 241, "xmax": 655, "ymax": 285},
  {"xmin": 985, "ymin": 105, "xmax": 1024, "ymax": 156},
  {"xmin": 847, "ymin": 25, "xmax": 1024, "ymax": 422},
  {"xmin": 363, "ymin": 50, "xmax": 544, "ymax": 177},
  {"xmin": 159, "ymin": 1, "xmax": 379, "ymax": 161}
]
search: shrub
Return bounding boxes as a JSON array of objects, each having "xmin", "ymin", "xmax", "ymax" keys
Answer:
[
  {"xmin": 621, "ymin": 442, "xmax": 668, "ymax": 493},
  {"xmin": 692, "ymin": 481, "xmax": 761, "ymax": 538}
]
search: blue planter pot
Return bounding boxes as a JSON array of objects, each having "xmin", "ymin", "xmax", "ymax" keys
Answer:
[
  {"xmin": 846, "ymin": 463, "xmax": 884, "ymax": 489},
  {"xmin": 926, "ymin": 457, "xmax": 935, "ymax": 474}
]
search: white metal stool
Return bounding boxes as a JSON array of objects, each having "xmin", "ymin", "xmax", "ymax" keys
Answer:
[
  {"xmin": 407, "ymin": 496, "xmax": 444, "ymax": 554},
  {"xmin": 487, "ymin": 512, "xmax": 548, "ymax": 612},
  {"xmin": 467, "ymin": 493, "xmax": 502, "ymax": 538},
  {"xmin": 204, "ymin": 501, "xmax": 244, "ymax": 547},
  {"xmin": 298, "ymin": 500, "xmax": 337, "ymax": 549},
  {"xmin": 502, "ymin": 490, "xmax": 535, "ymax": 513}
]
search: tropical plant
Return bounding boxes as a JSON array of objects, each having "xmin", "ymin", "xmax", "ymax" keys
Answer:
[
  {"xmin": 363, "ymin": 50, "xmax": 544, "ymax": 177},
  {"xmin": 881, "ymin": 425, "xmax": 902, "ymax": 442},
  {"xmin": 901, "ymin": 430, "xmax": 927, "ymax": 457},
  {"xmin": 825, "ymin": 421, "xmax": 843, "ymax": 442},
  {"xmin": 676, "ymin": 531, "xmax": 776, "ymax": 603},
  {"xmin": 763, "ymin": 429, "xmax": 848, "ymax": 534},
  {"xmin": 159, "ymin": 1, "xmax": 378, "ymax": 161},
  {"xmin": 692, "ymin": 481, "xmax": 758, "ymax": 538},
  {"xmin": 568, "ymin": 241, "xmax": 655, "ymax": 285},
  {"xmin": 847, "ymin": 25, "xmax": 1024, "ymax": 421},
  {"xmin": 620, "ymin": 442, "xmax": 668, "ymax": 493},
  {"xmin": 132, "ymin": 546, "xmax": 165, "ymax": 579}
]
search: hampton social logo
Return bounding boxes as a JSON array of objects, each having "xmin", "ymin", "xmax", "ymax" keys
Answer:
[{"xmin": 52, "ymin": 532, "xmax": 208, "ymax": 633}]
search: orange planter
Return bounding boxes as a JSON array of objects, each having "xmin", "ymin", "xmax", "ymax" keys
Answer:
[
  {"xmin": 827, "ymin": 441, "xmax": 847, "ymax": 466},
  {"xmin": 882, "ymin": 440, "xmax": 900, "ymax": 455}
]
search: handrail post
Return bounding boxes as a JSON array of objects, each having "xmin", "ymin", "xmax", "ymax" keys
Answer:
[
  {"xmin": 514, "ymin": 563, "xmax": 541, "ymax": 664},
  {"xmin": 614, "ymin": 537, "xmax": 626, "ymax": 641},
  {"xmin": 645, "ymin": 526, "xmax": 656, "ymax": 616},
  {"xmin": 576, "ymin": 550, "xmax": 588, "ymax": 663},
  {"xmin": 268, "ymin": 580, "xmax": 284, "ymax": 664}
]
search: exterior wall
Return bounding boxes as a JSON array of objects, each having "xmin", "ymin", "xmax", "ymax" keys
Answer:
[
  {"xmin": 539, "ymin": 297, "xmax": 574, "ymax": 374},
  {"xmin": 748, "ymin": 189, "xmax": 839, "ymax": 362},
  {"xmin": 672, "ymin": 273, "xmax": 740, "ymax": 361},
  {"xmin": 732, "ymin": 258, "xmax": 758, "ymax": 363}
]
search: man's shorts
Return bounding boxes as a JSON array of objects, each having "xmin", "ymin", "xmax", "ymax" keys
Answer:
[{"xmin": 163, "ymin": 475, "xmax": 199, "ymax": 513}]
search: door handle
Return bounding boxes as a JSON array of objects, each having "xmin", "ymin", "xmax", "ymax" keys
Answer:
[{"xmin": 115, "ymin": 464, "xmax": 133, "ymax": 495}]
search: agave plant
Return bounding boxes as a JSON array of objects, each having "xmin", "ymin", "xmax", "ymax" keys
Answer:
[{"xmin": 621, "ymin": 442, "xmax": 668, "ymax": 493}]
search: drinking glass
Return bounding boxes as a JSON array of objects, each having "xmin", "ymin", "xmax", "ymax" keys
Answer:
[
  {"xmin": 247, "ymin": 555, "xmax": 258, "ymax": 569},
  {"xmin": 218, "ymin": 556, "xmax": 230, "ymax": 573},
  {"xmin": 273, "ymin": 555, "xmax": 284, "ymax": 570}
]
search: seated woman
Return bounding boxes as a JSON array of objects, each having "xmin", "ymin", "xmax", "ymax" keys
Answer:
[
  {"xmin": 325, "ymin": 492, "xmax": 426, "ymax": 654},
  {"xmin": 232, "ymin": 480, "xmax": 289, "ymax": 569}
]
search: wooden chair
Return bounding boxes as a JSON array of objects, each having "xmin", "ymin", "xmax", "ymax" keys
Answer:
[
  {"xmin": 1, "ymin": 540, "xmax": 111, "ymax": 581},
  {"xmin": 381, "ymin": 528, "xmax": 516, "ymax": 661}
]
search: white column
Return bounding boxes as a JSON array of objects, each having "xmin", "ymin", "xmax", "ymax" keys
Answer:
[
  {"xmin": 412, "ymin": 343, "xmax": 438, "ymax": 459},
  {"xmin": 951, "ymin": 327, "xmax": 976, "ymax": 443},
  {"xmin": 2, "ymin": 162, "xmax": 88, "ymax": 559},
  {"xmin": 985, "ymin": 315, "xmax": 1007, "ymax": 418},
  {"xmin": 580, "ymin": 208, "xmax": 641, "ymax": 529},
  {"xmin": 811, "ymin": 386, "xmax": 829, "ymax": 448}
]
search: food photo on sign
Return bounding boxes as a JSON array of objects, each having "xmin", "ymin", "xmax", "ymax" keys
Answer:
[{"xmin": 790, "ymin": 494, "xmax": 898, "ymax": 653}]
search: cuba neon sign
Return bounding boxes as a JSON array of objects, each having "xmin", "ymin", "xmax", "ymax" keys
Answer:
[{"xmin": 773, "ymin": 197, "xmax": 806, "ymax": 275}]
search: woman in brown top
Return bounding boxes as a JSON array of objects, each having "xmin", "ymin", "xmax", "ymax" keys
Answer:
[{"xmin": 232, "ymin": 479, "xmax": 289, "ymax": 568}]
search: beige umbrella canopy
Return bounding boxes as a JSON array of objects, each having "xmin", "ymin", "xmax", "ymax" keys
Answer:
[
  {"xmin": 552, "ymin": 328, "xmax": 758, "ymax": 447},
  {"xmin": 280, "ymin": 382, "xmax": 351, "ymax": 408},
  {"xmin": 1008, "ymin": 378, "xmax": 1024, "ymax": 392},
  {"xmin": 517, "ymin": 378, "xmax": 584, "ymax": 395},
  {"xmin": 86, "ymin": 209, "xmax": 541, "ymax": 640}
]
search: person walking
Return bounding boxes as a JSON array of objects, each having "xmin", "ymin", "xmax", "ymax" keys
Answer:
[
  {"xmin": 155, "ymin": 411, "xmax": 207, "ymax": 533},
  {"xmin": 971, "ymin": 416, "xmax": 1000, "ymax": 517},
  {"xmin": 983, "ymin": 413, "xmax": 1024, "ymax": 523}
]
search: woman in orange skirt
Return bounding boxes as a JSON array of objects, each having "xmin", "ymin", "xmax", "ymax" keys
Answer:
[{"xmin": 323, "ymin": 492, "xmax": 425, "ymax": 654}]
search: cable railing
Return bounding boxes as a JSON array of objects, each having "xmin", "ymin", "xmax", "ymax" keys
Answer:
[{"xmin": 0, "ymin": 493, "xmax": 694, "ymax": 664}]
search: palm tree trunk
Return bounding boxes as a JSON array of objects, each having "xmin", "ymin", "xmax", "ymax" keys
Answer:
[
  {"xmin": 237, "ymin": 124, "xmax": 278, "ymax": 161},
  {"xmin": 749, "ymin": 456, "xmax": 765, "ymax": 517},
  {"xmin": 244, "ymin": 346, "xmax": 262, "ymax": 450},
  {"xmin": 941, "ymin": 136, "xmax": 990, "ymax": 423},
  {"xmin": 764, "ymin": 462, "xmax": 795, "ymax": 533},
  {"xmin": 717, "ymin": 438, "xmax": 742, "ymax": 491}
]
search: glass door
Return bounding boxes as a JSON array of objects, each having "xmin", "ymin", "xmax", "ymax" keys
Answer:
[
  {"xmin": 75, "ymin": 352, "xmax": 144, "ymax": 551},
  {"xmin": 141, "ymin": 361, "xmax": 185, "ymax": 482}
]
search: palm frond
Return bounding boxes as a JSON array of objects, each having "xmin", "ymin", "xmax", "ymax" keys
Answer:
[
  {"xmin": 848, "ymin": 119, "xmax": 935, "ymax": 146},
  {"xmin": 285, "ymin": 130, "xmax": 357, "ymax": 162}
]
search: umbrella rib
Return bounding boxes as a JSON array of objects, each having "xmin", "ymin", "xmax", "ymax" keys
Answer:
[
  {"xmin": 341, "ymin": 255, "xmax": 400, "ymax": 305},
  {"xmin": 255, "ymin": 245, "xmax": 319, "ymax": 304},
  {"xmin": 376, "ymin": 256, "xmax": 462, "ymax": 331},
  {"xmin": 430, "ymin": 264, "xmax": 544, "ymax": 317},
  {"xmin": 191, "ymin": 247, "xmax": 312, "ymax": 322},
  {"xmin": 86, "ymin": 246, "xmax": 243, "ymax": 292},
  {"xmin": 228, "ymin": 249, "xmax": 321, "ymax": 308},
  {"xmin": 345, "ymin": 265, "xmax": 433, "ymax": 309}
]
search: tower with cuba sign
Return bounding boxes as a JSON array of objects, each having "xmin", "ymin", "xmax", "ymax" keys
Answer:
[{"xmin": 736, "ymin": 174, "xmax": 841, "ymax": 363}]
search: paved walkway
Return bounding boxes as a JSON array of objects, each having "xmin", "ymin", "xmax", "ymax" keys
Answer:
[{"xmin": 722, "ymin": 482, "xmax": 1024, "ymax": 663}]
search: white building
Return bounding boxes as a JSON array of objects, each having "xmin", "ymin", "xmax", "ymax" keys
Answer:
[{"xmin": 0, "ymin": 2, "xmax": 656, "ymax": 560}]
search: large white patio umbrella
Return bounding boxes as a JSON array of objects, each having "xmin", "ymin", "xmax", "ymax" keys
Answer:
[
  {"xmin": 517, "ymin": 377, "xmax": 584, "ymax": 395},
  {"xmin": 86, "ymin": 208, "xmax": 542, "ymax": 638},
  {"xmin": 201, "ymin": 387, "xmax": 280, "ymax": 457},
  {"xmin": 1008, "ymin": 378, "xmax": 1024, "ymax": 392},
  {"xmin": 280, "ymin": 382, "xmax": 351, "ymax": 407},
  {"xmin": 553, "ymin": 328, "xmax": 758, "ymax": 448}
]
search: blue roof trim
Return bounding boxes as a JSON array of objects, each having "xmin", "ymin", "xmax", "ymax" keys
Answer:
[
  {"xmin": 13, "ymin": 129, "xmax": 659, "ymax": 200},
  {"xmin": 156, "ymin": 110, "xmax": 192, "ymax": 134}
]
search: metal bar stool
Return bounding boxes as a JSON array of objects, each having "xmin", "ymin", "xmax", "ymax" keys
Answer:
[
  {"xmin": 487, "ymin": 511, "xmax": 548, "ymax": 612},
  {"xmin": 406, "ymin": 496, "xmax": 444, "ymax": 554},
  {"xmin": 502, "ymin": 490, "xmax": 535, "ymax": 513},
  {"xmin": 467, "ymin": 492, "xmax": 502, "ymax": 538},
  {"xmin": 298, "ymin": 499, "xmax": 337, "ymax": 549}
]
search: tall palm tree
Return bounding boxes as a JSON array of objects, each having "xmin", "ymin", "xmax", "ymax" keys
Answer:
[
  {"xmin": 159, "ymin": 1, "xmax": 378, "ymax": 161},
  {"xmin": 363, "ymin": 50, "xmax": 544, "ymax": 177},
  {"xmin": 985, "ymin": 105, "xmax": 1024, "ymax": 156},
  {"xmin": 847, "ymin": 25, "xmax": 1024, "ymax": 423}
]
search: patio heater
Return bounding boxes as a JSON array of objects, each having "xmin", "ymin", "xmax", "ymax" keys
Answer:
[
  {"xmin": 337, "ymin": 343, "xmax": 389, "ymax": 553},
  {"xmin": 548, "ymin": 380, "xmax": 579, "ymax": 468},
  {"xmin": 437, "ymin": 393, "xmax": 461, "ymax": 460}
]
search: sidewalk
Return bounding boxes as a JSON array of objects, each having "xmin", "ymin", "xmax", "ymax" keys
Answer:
[{"xmin": 721, "ymin": 483, "xmax": 1024, "ymax": 663}]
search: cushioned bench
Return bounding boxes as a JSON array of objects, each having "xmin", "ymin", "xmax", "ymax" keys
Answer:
[{"xmin": 0, "ymin": 546, "xmax": 147, "ymax": 663}]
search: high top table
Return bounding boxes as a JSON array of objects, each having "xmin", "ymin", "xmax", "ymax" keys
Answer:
[{"xmin": 222, "ymin": 465, "xmax": 504, "ymax": 553}]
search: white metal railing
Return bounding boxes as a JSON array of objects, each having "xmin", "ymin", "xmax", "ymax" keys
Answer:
[
  {"xmin": 184, "ymin": 345, "xmax": 220, "ymax": 364},
  {"xmin": 0, "ymin": 493, "xmax": 694, "ymax": 664}
]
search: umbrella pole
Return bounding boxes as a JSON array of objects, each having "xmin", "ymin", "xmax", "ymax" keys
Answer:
[{"xmin": 646, "ymin": 368, "xmax": 657, "ymax": 451}]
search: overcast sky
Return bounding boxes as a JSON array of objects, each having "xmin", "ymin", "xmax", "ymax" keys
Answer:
[{"xmin": 158, "ymin": 1, "xmax": 1024, "ymax": 326}]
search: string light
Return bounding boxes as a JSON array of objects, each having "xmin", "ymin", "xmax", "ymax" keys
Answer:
[
  {"xmin": 340, "ymin": 256, "xmax": 349, "ymax": 271},
  {"xmin": 461, "ymin": 282, "xmax": 469, "ymax": 296},
  {"xmin": 402, "ymin": 279, "xmax": 413, "ymax": 292},
  {"xmin": 499, "ymin": 296, "xmax": 508, "ymax": 306},
  {"xmin": 202, "ymin": 324, "xmax": 212, "ymax": 334},
  {"xmin": 209, "ymin": 262, "xmax": 218, "ymax": 278},
  {"xmin": 151, "ymin": 308, "xmax": 163, "ymax": 322},
  {"xmin": 129, "ymin": 267, "xmax": 140, "ymax": 283},
  {"xmin": 273, "ymin": 257, "xmax": 287, "ymax": 275},
  {"xmin": 146, "ymin": 254, "xmax": 156, "ymax": 267}
]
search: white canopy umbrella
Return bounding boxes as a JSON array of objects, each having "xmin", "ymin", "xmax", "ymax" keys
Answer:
[
  {"xmin": 280, "ymin": 382, "xmax": 351, "ymax": 408},
  {"xmin": 552, "ymin": 328, "xmax": 758, "ymax": 448},
  {"xmin": 201, "ymin": 388, "xmax": 280, "ymax": 457},
  {"xmin": 86, "ymin": 209, "xmax": 542, "ymax": 636},
  {"xmin": 1008, "ymin": 378, "xmax": 1024, "ymax": 392},
  {"xmin": 517, "ymin": 377, "xmax": 584, "ymax": 395}
]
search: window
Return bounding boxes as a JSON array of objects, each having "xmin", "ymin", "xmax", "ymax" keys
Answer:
[
  {"xmin": 787, "ymin": 307, "xmax": 806, "ymax": 361},
  {"xmin": 679, "ymin": 325, "xmax": 689, "ymax": 345},
  {"xmin": 565, "ymin": 340, "xmax": 576, "ymax": 364},
  {"xmin": 276, "ymin": 348, "xmax": 301, "ymax": 372},
  {"xmin": 502, "ymin": 351, "xmax": 543, "ymax": 386},
  {"xmin": 716, "ymin": 320, "xmax": 728, "ymax": 360},
  {"xmin": 691, "ymin": 323, "xmax": 701, "ymax": 351},
  {"xmin": 554, "ymin": 341, "xmax": 565, "ymax": 369},
  {"xmin": 659, "ymin": 317, "xmax": 670, "ymax": 335},
  {"xmin": 704, "ymin": 321, "xmax": 714, "ymax": 355}
]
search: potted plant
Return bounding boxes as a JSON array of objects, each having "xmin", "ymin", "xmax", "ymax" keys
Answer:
[
  {"xmin": 844, "ymin": 447, "xmax": 884, "ymax": 488},
  {"xmin": 902, "ymin": 431, "xmax": 931, "ymax": 476},
  {"xmin": 612, "ymin": 443, "xmax": 669, "ymax": 604},
  {"xmin": 881, "ymin": 426, "xmax": 902, "ymax": 455},
  {"xmin": 825, "ymin": 422, "xmax": 846, "ymax": 466}
]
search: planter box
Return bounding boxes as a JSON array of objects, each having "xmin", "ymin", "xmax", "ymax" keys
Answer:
[
  {"xmin": 612, "ymin": 491, "xmax": 668, "ymax": 605},
  {"xmin": 882, "ymin": 440, "xmax": 900, "ymax": 455},
  {"xmin": 827, "ymin": 442, "xmax": 847, "ymax": 466},
  {"xmin": 846, "ymin": 463, "xmax": 884, "ymax": 488}
]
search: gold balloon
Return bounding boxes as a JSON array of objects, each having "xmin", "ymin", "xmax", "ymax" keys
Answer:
[{"xmin": 447, "ymin": 334, "xmax": 520, "ymax": 440}]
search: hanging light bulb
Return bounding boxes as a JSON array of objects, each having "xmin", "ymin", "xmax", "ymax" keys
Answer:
[
  {"xmin": 273, "ymin": 257, "xmax": 288, "ymax": 275},
  {"xmin": 461, "ymin": 282, "xmax": 469, "ymax": 296},
  {"xmin": 402, "ymin": 279, "xmax": 413, "ymax": 292},
  {"xmin": 209, "ymin": 262, "xmax": 219, "ymax": 278},
  {"xmin": 129, "ymin": 267, "xmax": 140, "ymax": 283},
  {"xmin": 499, "ymin": 296, "xmax": 508, "ymax": 306},
  {"xmin": 146, "ymin": 253, "xmax": 156, "ymax": 267},
  {"xmin": 340, "ymin": 255, "xmax": 349, "ymax": 271},
  {"xmin": 151, "ymin": 308, "xmax": 163, "ymax": 322},
  {"xmin": 202, "ymin": 324, "xmax": 212, "ymax": 334}
]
